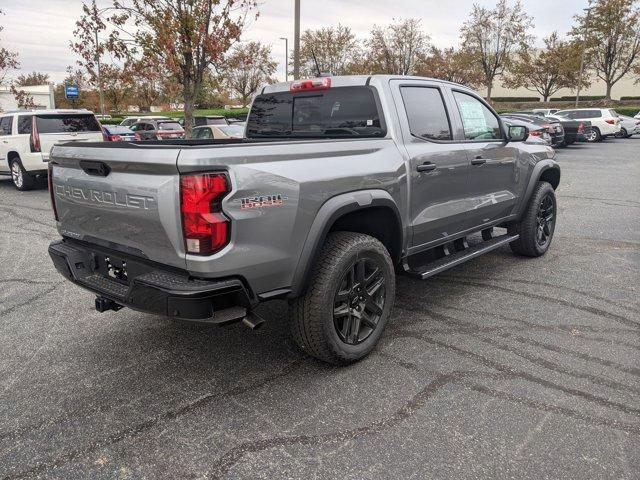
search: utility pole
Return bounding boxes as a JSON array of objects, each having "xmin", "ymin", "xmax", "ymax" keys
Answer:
[
  {"xmin": 279, "ymin": 37, "xmax": 289, "ymax": 81},
  {"xmin": 575, "ymin": 7, "xmax": 593, "ymax": 108},
  {"xmin": 293, "ymin": 0, "xmax": 300, "ymax": 80}
]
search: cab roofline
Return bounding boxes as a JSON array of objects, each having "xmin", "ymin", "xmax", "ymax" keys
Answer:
[{"xmin": 260, "ymin": 74, "xmax": 473, "ymax": 95}]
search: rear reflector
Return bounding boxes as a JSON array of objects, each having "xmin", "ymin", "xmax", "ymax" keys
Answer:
[
  {"xmin": 605, "ymin": 119, "xmax": 616, "ymax": 125},
  {"xmin": 180, "ymin": 173, "xmax": 230, "ymax": 255},
  {"xmin": 290, "ymin": 77, "xmax": 332, "ymax": 92},
  {"xmin": 48, "ymin": 163, "xmax": 59, "ymax": 221},
  {"xmin": 577, "ymin": 123, "xmax": 584, "ymax": 134}
]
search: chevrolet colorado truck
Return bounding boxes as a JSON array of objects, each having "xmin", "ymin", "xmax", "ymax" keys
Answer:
[{"xmin": 47, "ymin": 75, "xmax": 560, "ymax": 364}]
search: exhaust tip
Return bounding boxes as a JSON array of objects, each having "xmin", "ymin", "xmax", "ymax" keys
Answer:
[{"xmin": 242, "ymin": 312, "xmax": 265, "ymax": 330}]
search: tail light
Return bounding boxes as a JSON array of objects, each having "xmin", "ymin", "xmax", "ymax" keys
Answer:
[
  {"xmin": 529, "ymin": 130, "xmax": 542, "ymax": 136},
  {"xmin": 577, "ymin": 123, "xmax": 584, "ymax": 134},
  {"xmin": 30, "ymin": 116, "xmax": 41, "ymax": 153},
  {"xmin": 47, "ymin": 162, "xmax": 59, "ymax": 221},
  {"xmin": 110, "ymin": 134, "xmax": 122, "ymax": 142},
  {"xmin": 605, "ymin": 119, "xmax": 616, "ymax": 125},
  {"xmin": 180, "ymin": 173, "xmax": 230, "ymax": 255},
  {"xmin": 290, "ymin": 77, "xmax": 331, "ymax": 92},
  {"xmin": 134, "ymin": 132, "xmax": 142, "ymax": 141}
]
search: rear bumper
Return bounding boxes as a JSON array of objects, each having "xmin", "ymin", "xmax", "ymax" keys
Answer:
[{"xmin": 48, "ymin": 239, "xmax": 254, "ymax": 320}]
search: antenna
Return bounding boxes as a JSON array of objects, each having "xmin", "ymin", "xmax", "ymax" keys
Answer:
[{"xmin": 310, "ymin": 46, "xmax": 322, "ymax": 77}]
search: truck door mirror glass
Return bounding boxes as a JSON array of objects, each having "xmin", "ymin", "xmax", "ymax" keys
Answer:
[{"xmin": 508, "ymin": 125, "xmax": 528, "ymax": 142}]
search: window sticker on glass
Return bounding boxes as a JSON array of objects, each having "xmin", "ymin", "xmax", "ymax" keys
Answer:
[{"xmin": 457, "ymin": 100, "xmax": 487, "ymax": 136}]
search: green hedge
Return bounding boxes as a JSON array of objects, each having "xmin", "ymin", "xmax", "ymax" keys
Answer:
[
  {"xmin": 621, "ymin": 96, "xmax": 640, "ymax": 100},
  {"xmin": 550, "ymin": 95, "xmax": 606, "ymax": 101},
  {"xmin": 492, "ymin": 97, "xmax": 540, "ymax": 102},
  {"xmin": 613, "ymin": 107, "xmax": 640, "ymax": 117}
]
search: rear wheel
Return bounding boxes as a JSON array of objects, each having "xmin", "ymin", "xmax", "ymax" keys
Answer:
[
  {"xmin": 10, "ymin": 157, "xmax": 35, "ymax": 191},
  {"xmin": 290, "ymin": 232, "xmax": 395, "ymax": 365},
  {"xmin": 586, "ymin": 127, "xmax": 601, "ymax": 142},
  {"xmin": 509, "ymin": 181, "xmax": 556, "ymax": 257}
]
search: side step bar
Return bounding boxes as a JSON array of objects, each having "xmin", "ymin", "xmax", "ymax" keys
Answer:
[{"xmin": 404, "ymin": 234, "xmax": 519, "ymax": 280}]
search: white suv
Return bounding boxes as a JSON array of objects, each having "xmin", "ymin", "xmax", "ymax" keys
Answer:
[
  {"xmin": 555, "ymin": 108, "xmax": 621, "ymax": 142},
  {"xmin": 0, "ymin": 109, "xmax": 104, "ymax": 190}
]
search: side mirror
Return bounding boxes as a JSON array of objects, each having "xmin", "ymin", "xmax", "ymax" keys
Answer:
[{"xmin": 508, "ymin": 125, "xmax": 529, "ymax": 142}]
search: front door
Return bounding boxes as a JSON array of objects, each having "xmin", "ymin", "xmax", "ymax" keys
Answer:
[
  {"xmin": 450, "ymin": 90, "xmax": 519, "ymax": 222},
  {"xmin": 390, "ymin": 80, "xmax": 473, "ymax": 250}
]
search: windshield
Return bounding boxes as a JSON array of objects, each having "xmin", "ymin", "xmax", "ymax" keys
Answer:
[
  {"xmin": 247, "ymin": 86, "xmax": 385, "ymax": 138},
  {"xmin": 218, "ymin": 125, "xmax": 244, "ymax": 137},
  {"xmin": 157, "ymin": 121, "xmax": 183, "ymax": 131},
  {"xmin": 36, "ymin": 114, "xmax": 101, "ymax": 133}
]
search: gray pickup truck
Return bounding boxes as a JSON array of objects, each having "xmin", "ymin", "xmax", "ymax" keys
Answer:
[{"xmin": 48, "ymin": 75, "xmax": 560, "ymax": 364}]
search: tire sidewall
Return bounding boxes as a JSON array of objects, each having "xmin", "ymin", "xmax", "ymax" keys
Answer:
[
  {"xmin": 320, "ymin": 241, "xmax": 395, "ymax": 361},
  {"xmin": 531, "ymin": 183, "xmax": 557, "ymax": 255}
]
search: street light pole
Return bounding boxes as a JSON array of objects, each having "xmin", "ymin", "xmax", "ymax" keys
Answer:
[
  {"xmin": 94, "ymin": 26, "xmax": 105, "ymax": 116},
  {"xmin": 279, "ymin": 37, "xmax": 289, "ymax": 82},
  {"xmin": 293, "ymin": 0, "xmax": 300, "ymax": 80},
  {"xmin": 575, "ymin": 7, "xmax": 593, "ymax": 108}
]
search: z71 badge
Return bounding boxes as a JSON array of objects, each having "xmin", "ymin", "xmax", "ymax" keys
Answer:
[{"xmin": 240, "ymin": 194, "xmax": 285, "ymax": 210}]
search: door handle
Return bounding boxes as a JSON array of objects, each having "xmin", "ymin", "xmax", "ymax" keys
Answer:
[
  {"xmin": 417, "ymin": 162, "xmax": 437, "ymax": 173},
  {"xmin": 471, "ymin": 156, "xmax": 486, "ymax": 165}
]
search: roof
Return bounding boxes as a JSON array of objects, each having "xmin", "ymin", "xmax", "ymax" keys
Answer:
[
  {"xmin": 261, "ymin": 74, "xmax": 471, "ymax": 94},
  {"xmin": 1, "ymin": 108, "xmax": 92, "ymax": 115}
]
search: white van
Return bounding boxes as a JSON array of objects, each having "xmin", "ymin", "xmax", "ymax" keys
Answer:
[{"xmin": 0, "ymin": 109, "xmax": 104, "ymax": 190}]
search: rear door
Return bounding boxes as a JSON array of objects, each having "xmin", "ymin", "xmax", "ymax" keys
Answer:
[
  {"xmin": 50, "ymin": 144, "xmax": 185, "ymax": 268},
  {"xmin": 390, "ymin": 79, "xmax": 473, "ymax": 249},
  {"xmin": 36, "ymin": 113, "xmax": 104, "ymax": 159},
  {"xmin": 450, "ymin": 89, "xmax": 520, "ymax": 222},
  {"xmin": 0, "ymin": 115, "xmax": 13, "ymax": 172}
]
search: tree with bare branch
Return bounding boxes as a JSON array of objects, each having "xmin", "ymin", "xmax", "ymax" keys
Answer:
[
  {"xmin": 416, "ymin": 47, "xmax": 485, "ymax": 89},
  {"xmin": 571, "ymin": 0, "xmax": 640, "ymax": 100},
  {"xmin": 363, "ymin": 18, "xmax": 430, "ymax": 75},
  {"xmin": 0, "ymin": 9, "xmax": 20, "ymax": 86},
  {"xmin": 223, "ymin": 41, "xmax": 276, "ymax": 107},
  {"xmin": 296, "ymin": 25, "xmax": 362, "ymax": 76},
  {"xmin": 460, "ymin": 0, "xmax": 534, "ymax": 101},
  {"xmin": 503, "ymin": 32, "xmax": 583, "ymax": 101}
]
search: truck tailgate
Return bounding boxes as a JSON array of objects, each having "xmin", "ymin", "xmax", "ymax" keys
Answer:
[{"xmin": 50, "ymin": 145, "xmax": 186, "ymax": 269}]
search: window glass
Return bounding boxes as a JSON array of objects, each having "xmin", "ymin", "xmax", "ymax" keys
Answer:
[
  {"xmin": 193, "ymin": 128, "xmax": 213, "ymax": 139},
  {"xmin": 18, "ymin": 115, "xmax": 32, "ymax": 134},
  {"xmin": 217, "ymin": 125, "xmax": 244, "ymax": 138},
  {"xmin": 36, "ymin": 114, "xmax": 101, "ymax": 133},
  {"xmin": 453, "ymin": 91, "xmax": 502, "ymax": 140},
  {"xmin": 145, "ymin": 123, "xmax": 155, "ymax": 131},
  {"xmin": 205, "ymin": 117, "xmax": 228, "ymax": 125},
  {"xmin": 400, "ymin": 87, "xmax": 451, "ymax": 141},
  {"xmin": 247, "ymin": 86, "xmax": 385, "ymax": 138},
  {"xmin": 0, "ymin": 116, "xmax": 13, "ymax": 135},
  {"xmin": 157, "ymin": 121, "xmax": 182, "ymax": 130}
]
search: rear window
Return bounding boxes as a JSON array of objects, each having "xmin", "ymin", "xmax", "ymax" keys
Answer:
[
  {"xmin": 158, "ymin": 121, "xmax": 183, "ymax": 130},
  {"xmin": 247, "ymin": 86, "xmax": 385, "ymax": 138},
  {"xmin": 36, "ymin": 114, "xmax": 101, "ymax": 133},
  {"xmin": 217, "ymin": 125, "xmax": 244, "ymax": 137},
  {"xmin": 18, "ymin": 115, "xmax": 32, "ymax": 134},
  {"xmin": 105, "ymin": 125, "xmax": 134, "ymax": 134}
]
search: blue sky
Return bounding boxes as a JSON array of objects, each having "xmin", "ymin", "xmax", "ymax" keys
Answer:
[{"xmin": 0, "ymin": 0, "xmax": 591, "ymax": 83}]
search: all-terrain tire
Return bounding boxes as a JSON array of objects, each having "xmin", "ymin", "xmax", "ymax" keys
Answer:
[
  {"xmin": 289, "ymin": 231, "xmax": 395, "ymax": 365},
  {"xmin": 10, "ymin": 157, "xmax": 35, "ymax": 191},
  {"xmin": 509, "ymin": 181, "xmax": 557, "ymax": 257}
]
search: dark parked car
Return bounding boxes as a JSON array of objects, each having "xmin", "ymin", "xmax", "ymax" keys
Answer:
[
  {"xmin": 102, "ymin": 125, "xmax": 136, "ymax": 142},
  {"xmin": 501, "ymin": 114, "xmax": 564, "ymax": 147},
  {"xmin": 545, "ymin": 115, "xmax": 591, "ymax": 144},
  {"xmin": 130, "ymin": 119, "xmax": 185, "ymax": 140},
  {"xmin": 501, "ymin": 117, "xmax": 552, "ymax": 145}
]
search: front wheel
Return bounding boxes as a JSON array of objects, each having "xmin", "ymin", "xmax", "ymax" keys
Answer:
[
  {"xmin": 289, "ymin": 232, "xmax": 396, "ymax": 365},
  {"xmin": 509, "ymin": 181, "xmax": 557, "ymax": 257}
]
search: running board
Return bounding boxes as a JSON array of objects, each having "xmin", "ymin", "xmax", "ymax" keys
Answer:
[{"xmin": 404, "ymin": 234, "xmax": 519, "ymax": 279}]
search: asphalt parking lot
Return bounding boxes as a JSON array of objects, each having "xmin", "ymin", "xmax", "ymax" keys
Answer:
[{"xmin": 1, "ymin": 138, "xmax": 639, "ymax": 479}]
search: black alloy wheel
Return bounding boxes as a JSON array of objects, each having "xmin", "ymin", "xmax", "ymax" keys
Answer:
[
  {"xmin": 535, "ymin": 192, "xmax": 555, "ymax": 248},
  {"xmin": 333, "ymin": 257, "xmax": 386, "ymax": 345}
]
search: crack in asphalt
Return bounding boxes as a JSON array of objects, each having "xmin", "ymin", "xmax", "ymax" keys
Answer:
[
  {"xmin": 434, "ymin": 278, "xmax": 640, "ymax": 329},
  {"xmin": 2, "ymin": 361, "xmax": 304, "ymax": 480}
]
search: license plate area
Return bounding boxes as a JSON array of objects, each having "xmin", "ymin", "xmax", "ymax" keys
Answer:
[{"xmin": 102, "ymin": 256, "xmax": 129, "ymax": 285}]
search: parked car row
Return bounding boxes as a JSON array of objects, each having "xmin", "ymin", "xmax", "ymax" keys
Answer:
[
  {"xmin": 503, "ymin": 107, "xmax": 638, "ymax": 146},
  {"xmin": 0, "ymin": 102, "xmax": 637, "ymax": 191}
]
